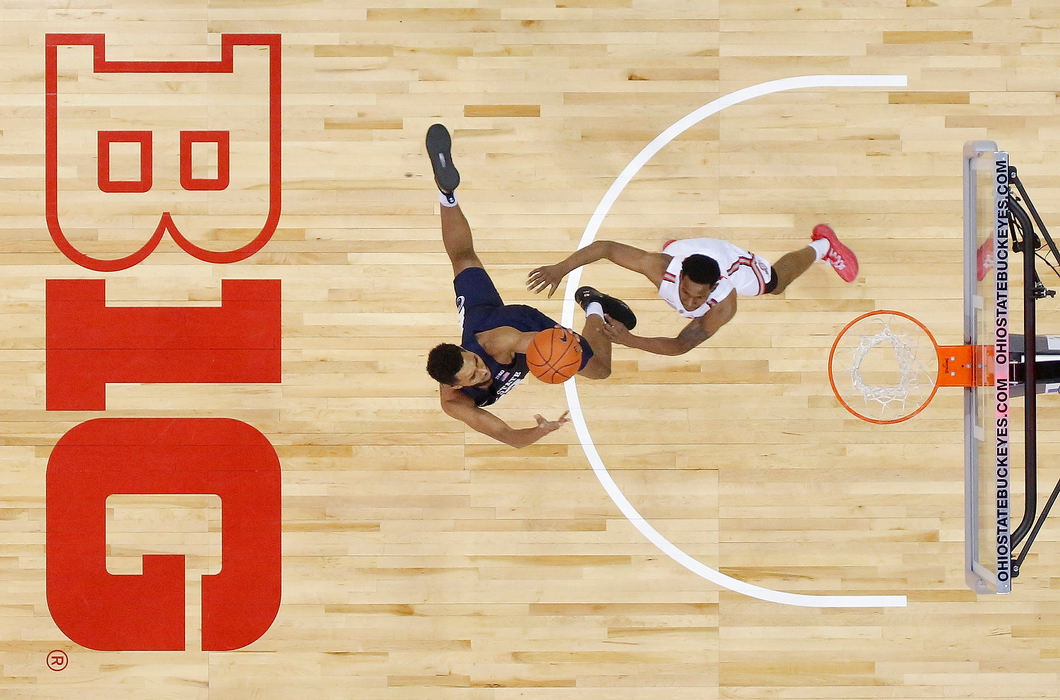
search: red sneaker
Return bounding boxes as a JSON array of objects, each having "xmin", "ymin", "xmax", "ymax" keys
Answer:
[
  {"xmin": 812, "ymin": 224, "xmax": 858, "ymax": 283},
  {"xmin": 976, "ymin": 235, "xmax": 994, "ymax": 282}
]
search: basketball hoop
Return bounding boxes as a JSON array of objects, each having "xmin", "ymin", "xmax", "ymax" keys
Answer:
[{"xmin": 828, "ymin": 310, "xmax": 991, "ymax": 424}]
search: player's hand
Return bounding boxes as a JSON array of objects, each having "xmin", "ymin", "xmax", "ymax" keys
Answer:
[
  {"xmin": 533, "ymin": 410, "xmax": 570, "ymax": 434},
  {"xmin": 526, "ymin": 264, "xmax": 567, "ymax": 298},
  {"xmin": 553, "ymin": 324, "xmax": 584, "ymax": 342},
  {"xmin": 601, "ymin": 315, "xmax": 633, "ymax": 345}
]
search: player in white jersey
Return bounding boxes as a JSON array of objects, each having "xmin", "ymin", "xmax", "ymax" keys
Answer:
[{"xmin": 527, "ymin": 226, "xmax": 858, "ymax": 356}]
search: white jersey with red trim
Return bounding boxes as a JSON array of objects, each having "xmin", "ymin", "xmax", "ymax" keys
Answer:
[{"xmin": 658, "ymin": 238, "xmax": 773, "ymax": 318}]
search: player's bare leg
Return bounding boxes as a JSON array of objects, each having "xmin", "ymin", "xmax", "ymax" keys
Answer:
[
  {"xmin": 427, "ymin": 124, "xmax": 480, "ymax": 275},
  {"xmin": 769, "ymin": 246, "xmax": 816, "ymax": 295},
  {"xmin": 577, "ymin": 315, "xmax": 613, "ymax": 379},
  {"xmin": 770, "ymin": 223, "xmax": 860, "ymax": 293},
  {"xmin": 439, "ymin": 203, "xmax": 483, "ymax": 275}
]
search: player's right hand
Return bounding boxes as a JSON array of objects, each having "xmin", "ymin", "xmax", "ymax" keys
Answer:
[
  {"xmin": 526, "ymin": 263, "xmax": 566, "ymax": 298},
  {"xmin": 601, "ymin": 315, "xmax": 632, "ymax": 345},
  {"xmin": 533, "ymin": 411, "xmax": 570, "ymax": 434}
]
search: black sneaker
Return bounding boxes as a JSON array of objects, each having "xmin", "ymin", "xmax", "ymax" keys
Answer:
[
  {"xmin": 575, "ymin": 286, "xmax": 637, "ymax": 330},
  {"xmin": 426, "ymin": 123, "xmax": 460, "ymax": 201}
]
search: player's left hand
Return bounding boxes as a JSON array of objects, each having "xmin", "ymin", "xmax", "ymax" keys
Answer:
[
  {"xmin": 526, "ymin": 263, "xmax": 566, "ymax": 298},
  {"xmin": 601, "ymin": 315, "xmax": 632, "ymax": 345}
]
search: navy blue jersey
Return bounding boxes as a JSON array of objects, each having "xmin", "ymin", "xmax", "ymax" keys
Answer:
[{"xmin": 453, "ymin": 267, "xmax": 592, "ymax": 407}]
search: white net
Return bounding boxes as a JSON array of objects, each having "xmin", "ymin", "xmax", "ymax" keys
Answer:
[{"xmin": 830, "ymin": 312, "xmax": 940, "ymax": 423}]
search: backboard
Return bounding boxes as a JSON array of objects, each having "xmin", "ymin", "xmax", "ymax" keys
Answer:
[{"xmin": 962, "ymin": 141, "xmax": 1012, "ymax": 594}]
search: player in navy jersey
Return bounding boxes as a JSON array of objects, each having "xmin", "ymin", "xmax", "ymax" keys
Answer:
[{"xmin": 424, "ymin": 124, "xmax": 637, "ymax": 448}]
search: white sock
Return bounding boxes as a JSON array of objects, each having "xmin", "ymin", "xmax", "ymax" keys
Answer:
[
  {"xmin": 439, "ymin": 191, "xmax": 458, "ymax": 208},
  {"xmin": 584, "ymin": 301, "xmax": 604, "ymax": 320},
  {"xmin": 810, "ymin": 238, "xmax": 830, "ymax": 261}
]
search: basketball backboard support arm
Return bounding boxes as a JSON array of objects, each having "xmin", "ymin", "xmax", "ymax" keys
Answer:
[
  {"xmin": 1013, "ymin": 480, "xmax": 1060, "ymax": 577},
  {"xmin": 1013, "ymin": 166, "xmax": 1037, "ymax": 557},
  {"xmin": 1011, "ymin": 168, "xmax": 1060, "ymax": 271}
]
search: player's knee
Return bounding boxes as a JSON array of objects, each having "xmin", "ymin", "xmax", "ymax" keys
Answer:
[
  {"xmin": 768, "ymin": 275, "xmax": 790, "ymax": 295},
  {"xmin": 451, "ymin": 253, "xmax": 484, "ymax": 276},
  {"xmin": 579, "ymin": 358, "xmax": 610, "ymax": 380}
]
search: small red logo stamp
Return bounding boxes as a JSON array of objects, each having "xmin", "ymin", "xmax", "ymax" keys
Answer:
[{"xmin": 47, "ymin": 649, "xmax": 68, "ymax": 671}]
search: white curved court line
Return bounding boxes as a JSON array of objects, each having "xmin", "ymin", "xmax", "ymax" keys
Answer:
[{"xmin": 561, "ymin": 74, "xmax": 909, "ymax": 608}]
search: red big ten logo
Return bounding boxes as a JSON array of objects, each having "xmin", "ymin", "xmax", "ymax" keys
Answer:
[{"xmin": 44, "ymin": 34, "xmax": 283, "ymax": 651}]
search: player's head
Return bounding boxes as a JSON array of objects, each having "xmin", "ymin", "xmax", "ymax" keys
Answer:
[
  {"xmin": 678, "ymin": 254, "xmax": 720, "ymax": 310},
  {"xmin": 427, "ymin": 343, "xmax": 491, "ymax": 388}
]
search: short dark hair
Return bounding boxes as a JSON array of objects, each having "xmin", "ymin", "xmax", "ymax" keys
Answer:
[
  {"xmin": 427, "ymin": 343, "xmax": 464, "ymax": 384},
  {"xmin": 681, "ymin": 254, "xmax": 720, "ymax": 285}
]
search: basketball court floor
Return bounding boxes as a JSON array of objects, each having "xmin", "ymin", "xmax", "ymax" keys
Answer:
[{"xmin": 2, "ymin": 2, "xmax": 1060, "ymax": 698}]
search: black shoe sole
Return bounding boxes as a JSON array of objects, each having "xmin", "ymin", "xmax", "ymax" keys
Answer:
[
  {"xmin": 575, "ymin": 286, "xmax": 637, "ymax": 330},
  {"xmin": 426, "ymin": 123, "xmax": 460, "ymax": 195}
]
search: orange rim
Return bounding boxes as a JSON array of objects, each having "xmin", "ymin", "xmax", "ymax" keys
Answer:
[{"xmin": 827, "ymin": 309, "xmax": 942, "ymax": 425}]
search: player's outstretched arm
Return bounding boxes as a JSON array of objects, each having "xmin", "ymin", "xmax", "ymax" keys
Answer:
[
  {"xmin": 527, "ymin": 241, "xmax": 665, "ymax": 298},
  {"xmin": 440, "ymin": 388, "xmax": 570, "ymax": 448},
  {"xmin": 601, "ymin": 292, "xmax": 737, "ymax": 356},
  {"xmin": 602, "ymin": 320, "xmax": 704, "ymax": 356}
]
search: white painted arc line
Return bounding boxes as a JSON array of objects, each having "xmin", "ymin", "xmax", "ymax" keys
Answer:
[{"xmin": 561, "ymin": 75, "xmax": 909, "ymax": 608}]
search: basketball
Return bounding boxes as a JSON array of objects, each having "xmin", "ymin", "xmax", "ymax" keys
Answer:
[{"xmin": 525, "ymin": 327, "xmax": 583, "ymax": 384}]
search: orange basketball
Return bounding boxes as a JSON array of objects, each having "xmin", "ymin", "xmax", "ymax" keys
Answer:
[{"xmin": 525, "ymin": 327, "xmax": 583, "ymax": 384}]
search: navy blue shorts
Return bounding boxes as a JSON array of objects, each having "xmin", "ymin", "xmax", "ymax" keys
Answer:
[
  {"xmin": 454, "ymin": 266, "xmax": 505, "ymax": 313},
  {"xmin": 454, "ymin": 267, "xmax": 593, "ymax": 368}
]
